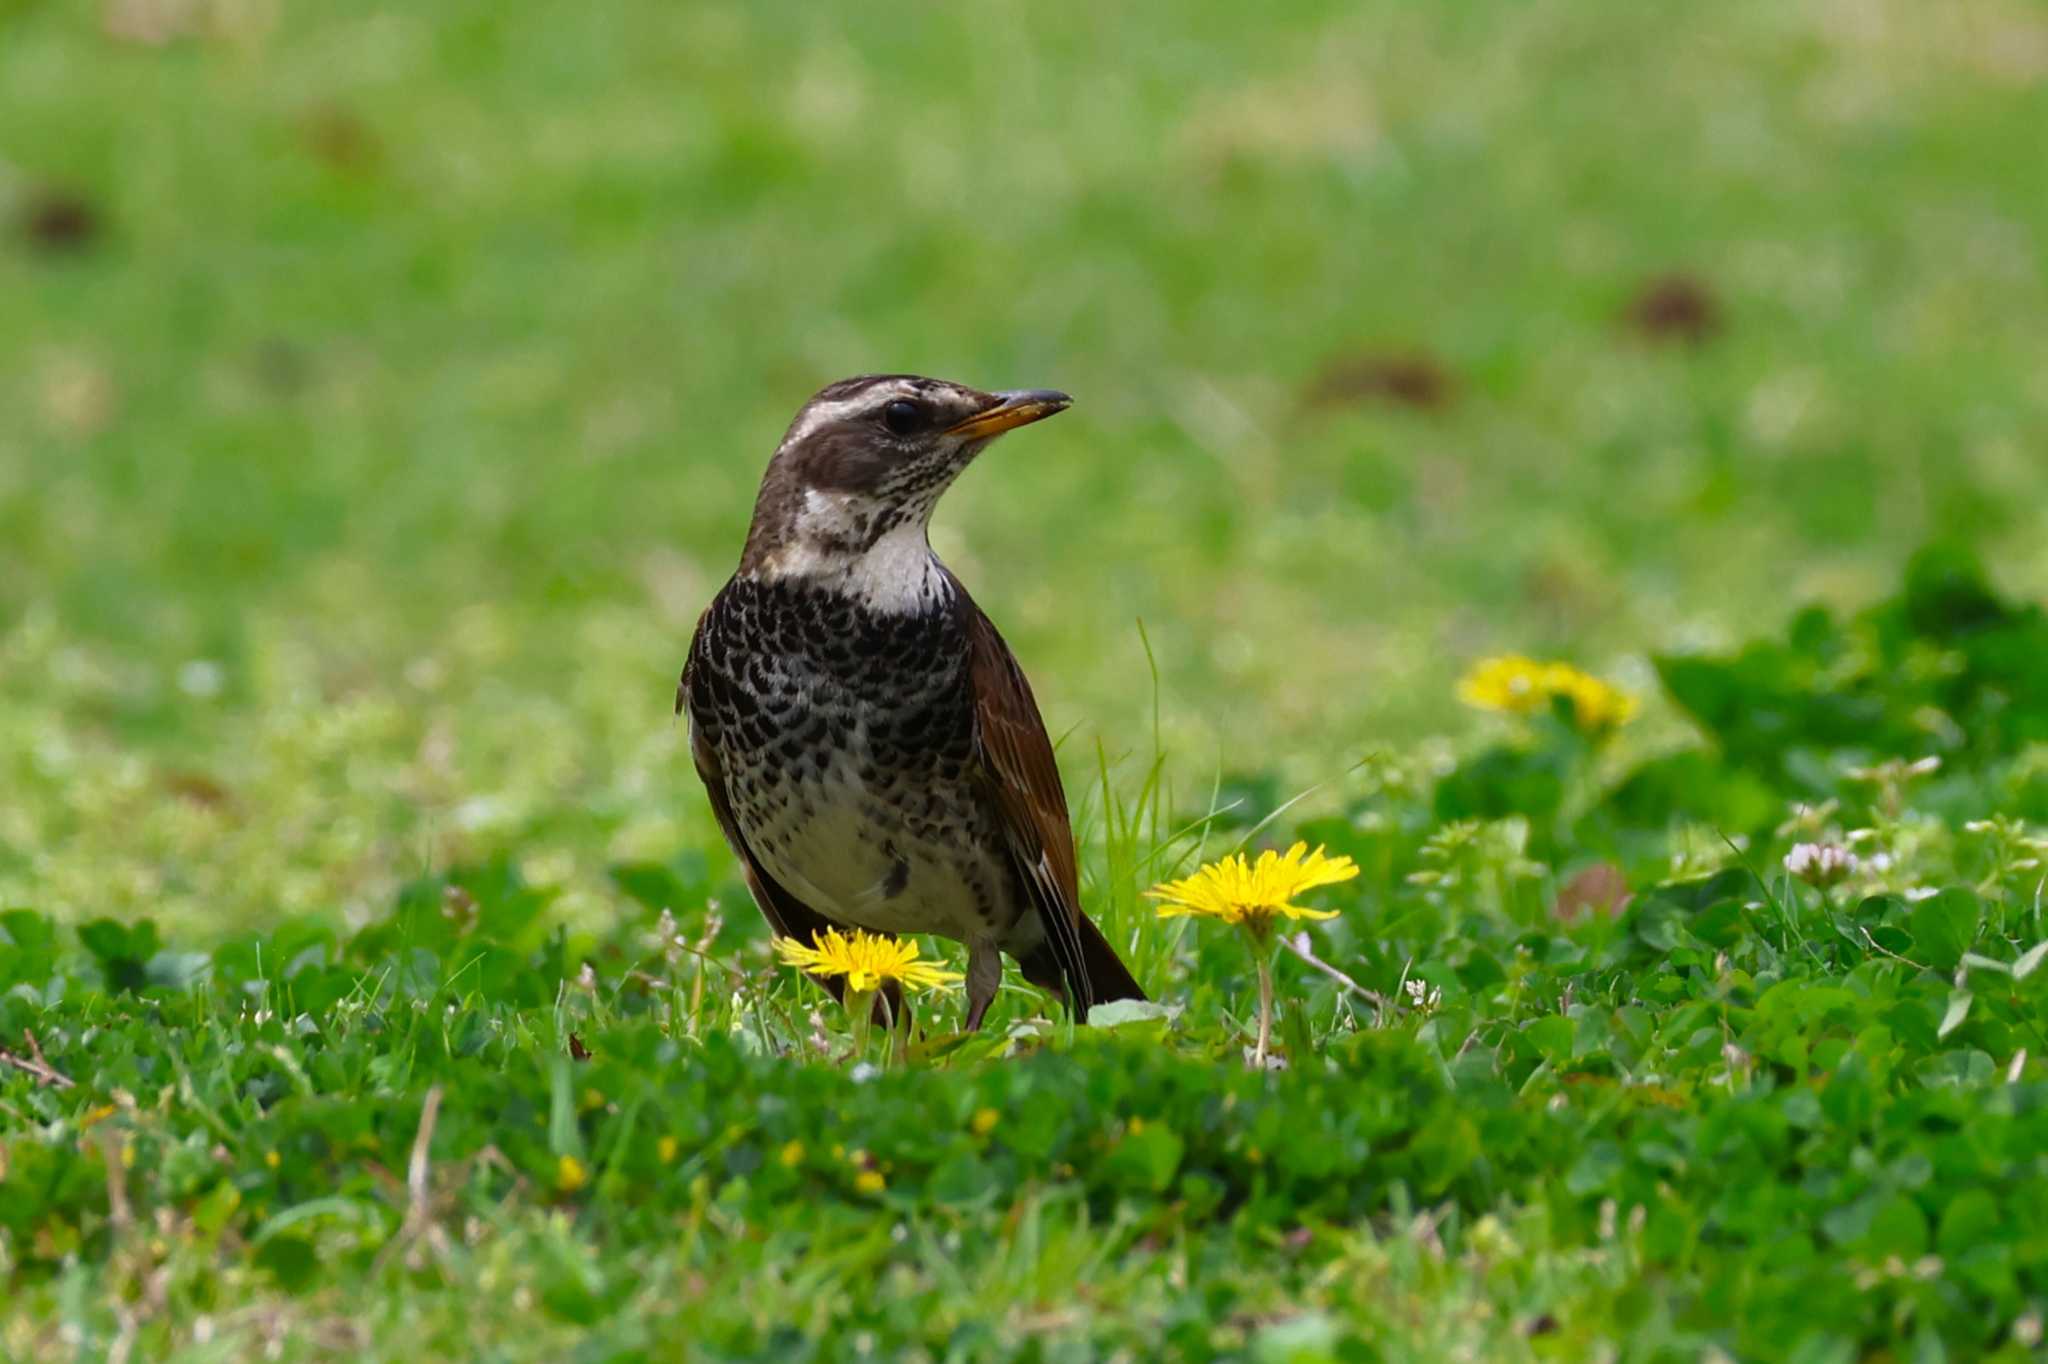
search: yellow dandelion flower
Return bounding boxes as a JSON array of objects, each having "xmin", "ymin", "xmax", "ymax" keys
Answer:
[
  {"xmin": 657, "ymin": 1136, "xmax": 679, "ymax": 1164},
  {"xmin": 1541, "ymin": 665, "xmax": 1637, "ymax": 731},
  {"xmin": 1145, "ymin": 841, "xmax": 1359, "ymax": 933},
  {"xmin": 854, "ymin": 1169, "xmax": 887, "ymax": 1195},
  {"xmin": 1457, "ymin": 655, "xmax": 1636, "ymax": 733},
  {"xmin": 1457, "ymin": 654, "xmax": 1553, "ymax": 715},
  {"xmin": 970, "ymin": 1107, "xmax": 1000, "ymax": 1137},
  {"xmin": 264, "ymin": 1150, "xmax": 281, "ymax": 1170},
  {"xmin": 556, "ymin": 1154, "xmax": 588, "ymax": 1192},
  {"xmin": 773, "ymin": 927, "xmax": 963, "ymax": 993},
  {"xmin": 780, "ymin": 1140, "xmax": 806, "ymax": 1168}
]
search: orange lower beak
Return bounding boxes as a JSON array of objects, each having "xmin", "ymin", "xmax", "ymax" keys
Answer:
[{"xmin": 945, "ymin": 389, "xmax": 1073, "ymax": 440}]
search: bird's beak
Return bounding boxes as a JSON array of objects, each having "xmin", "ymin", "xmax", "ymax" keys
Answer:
[{"xmin": 945, "ymin": 389, "xmax": 1073, "ymax": 440}]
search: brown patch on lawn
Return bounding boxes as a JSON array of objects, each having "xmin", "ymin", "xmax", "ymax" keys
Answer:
[
  {"xmin": 19, "ymin": 189, "xmax": 102, "ymax": 254},
  {"xmin": 1555, "ymin": 862, "xmax": 1632, "ymax": 922},
  {"xmin": 1304, "ymin": 349, "xmax": 1456, "ymax": 412},
  {"xmin": 162, "ymin": 770, "xmax": 232, "ymax": 810},
  {"xmin": 302, "ymin": 105, "xmax": 382, "ymax": 174},
  {"xmin": 1624, "ymin": 273, "xmax": 1721, "ymax": 345}
]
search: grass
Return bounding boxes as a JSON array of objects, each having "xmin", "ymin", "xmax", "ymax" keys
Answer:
[
  {"xmin": 7, "ymin": 0, "xmax": 2048, "ymax": 1357},
  {"xmin": 11, "ymin": 572, "xmax": 2048, "ymax": 1358}
]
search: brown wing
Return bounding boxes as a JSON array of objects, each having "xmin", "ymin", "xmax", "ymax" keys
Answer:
[{"xmin": 960, "ymin": 597, "xmax": 1097, "ymax": 1016}]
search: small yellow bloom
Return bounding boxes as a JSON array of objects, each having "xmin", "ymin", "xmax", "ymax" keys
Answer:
[
  {"xmin": 773, "ymin": 927, "xmax": 963, "ymax": 993},
  {"xmin": 970, "ymin": 1107, "xmax": 1000, "ymax": 1137},
  {"xmin": 1457, "ymin": 654, "xmax": 1552, "ymax": 714},
  {"xmin": 1129, "ymin": 1116, "xmax": 1146, "ymax": 1135},
  {"xmin": 780, "ymin": 1140, "xmax": 806, "ymax": 1168},
  {"xmin": 1542, "ymin": 666, "xmax": 1637, "ymax": 732},
  {"xmin": 1457, "ymin": 655, "xmax": 1636, "ymax": 733},
  {"xmin": 265, "ymin": 1150, "xmax": 281, "ymax": 1170},
  {"xmin": 658, "ymin": 1136, "xmax": 679, "ymax": 1164},
  {"xmin": 556, "ymin": 1154, "xmax": 588, "ymax": 1192},
  {"xmin": 1146, "ymin": 841, "xmax": 1359, "ymax": 932},
  {"xmin": 854, "ymin": 1169, "xmax": 887, "ymax": 1195}
]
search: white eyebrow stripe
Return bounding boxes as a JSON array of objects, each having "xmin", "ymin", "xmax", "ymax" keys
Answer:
[{"xmin": 780, "ymin": 382, "xmax": 918, "ymax": 450}]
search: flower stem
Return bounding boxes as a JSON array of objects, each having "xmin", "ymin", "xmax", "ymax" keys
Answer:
[
  {"xmin": 1278, "ymin": 931, "xmax": 1392, "ymax": 1023},
  {"xmin": 846, "ymin": 987, "xmax": 875, "ymax": 1062},
  {"xmin": 889, "ymin": 994, "xmax": 911, "ymax": 1068},
  {"xmin": 1253, "ymin": 948, "xmax": 1275, "ymax": 1069}
]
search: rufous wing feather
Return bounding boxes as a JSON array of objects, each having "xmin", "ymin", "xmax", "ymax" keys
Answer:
[{"xmin": 959, "ymin": 595, "xmax": 1104, "ymax": 1017}]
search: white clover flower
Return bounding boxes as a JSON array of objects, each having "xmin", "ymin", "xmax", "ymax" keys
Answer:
[{"xmin": 1784, "ymin": 842, "xmax": 1857, "ymax": 886}]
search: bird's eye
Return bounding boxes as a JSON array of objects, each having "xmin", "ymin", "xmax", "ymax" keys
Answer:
[{"xmin": 881, "ymin": 399, "xmax": 924, "ymax": 436}]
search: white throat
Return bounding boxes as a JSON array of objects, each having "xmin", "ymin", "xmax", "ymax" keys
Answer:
[{"xmin": 756, "ymin": 488, "xmax": 948, "ymax": 614}]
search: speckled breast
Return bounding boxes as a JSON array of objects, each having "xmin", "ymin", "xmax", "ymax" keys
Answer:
[{"xmin": 685, "ymin": 578, "xmax": 1017, "ymax": 941}]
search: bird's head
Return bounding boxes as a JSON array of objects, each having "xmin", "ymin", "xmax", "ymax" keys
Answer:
[{"xmin": 739, "ymin": 374, "xmax": 1071, "ymax": 598}]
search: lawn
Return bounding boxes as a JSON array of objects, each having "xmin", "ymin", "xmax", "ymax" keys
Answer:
[{"xmin": 6, "ymin": 0, "xmax": 2048, "ymax": 1358}]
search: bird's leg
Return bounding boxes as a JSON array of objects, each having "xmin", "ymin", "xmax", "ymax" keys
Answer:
[{"xmin": 962, "ymin": 942, "xmax": 1003, "ymax": 1032}]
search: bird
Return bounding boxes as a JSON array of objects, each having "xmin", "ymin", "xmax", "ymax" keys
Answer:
[{"xmin": 679, "ymin": 374, "xmax": 1147, "ymax": 1031}]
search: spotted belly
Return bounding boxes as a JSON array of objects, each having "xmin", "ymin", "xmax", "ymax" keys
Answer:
[
  {"xmin": 726, "ymin": 752, "xmax": 1012, "ymax": 944},
  {"xmin": 684, "ymin": 573, "xmax": 1039, "ymax": 952}
]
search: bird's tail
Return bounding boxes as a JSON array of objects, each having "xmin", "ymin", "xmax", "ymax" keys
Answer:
[
  {"xmin": 1022, "ymin": 913, "xmax": 1146, "ymax": 1021},
  {"xmin": 1079, "ymin": 913, "xmax": 1147, "ymax": 1008}
]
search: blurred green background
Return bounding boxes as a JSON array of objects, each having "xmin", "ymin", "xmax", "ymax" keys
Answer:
[{"xmin": 5, "ymin": 0, "xmax": 2047, "ymax": 933}]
